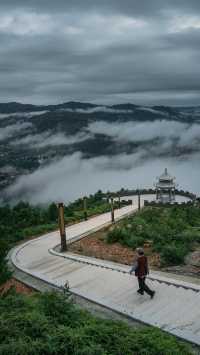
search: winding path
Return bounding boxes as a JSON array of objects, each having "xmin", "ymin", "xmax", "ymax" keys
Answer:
[{"xmin": 11, "ymin": 202, "xmax": 200, "ymax": 346}]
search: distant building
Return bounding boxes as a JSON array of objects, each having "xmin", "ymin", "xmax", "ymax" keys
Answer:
[{"xmin": 155, "ymin": 168, "xmax": 177, "ymax": 203}]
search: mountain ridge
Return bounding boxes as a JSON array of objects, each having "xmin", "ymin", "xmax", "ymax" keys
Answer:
[{"xmin": 0, "ymin": 100, "xmax": 188, "ymax": 114}]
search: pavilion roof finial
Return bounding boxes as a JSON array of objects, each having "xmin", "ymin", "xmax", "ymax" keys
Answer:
[{"xmin": 156, "ymin": 167, "xmax": 176, "ymax": 186}]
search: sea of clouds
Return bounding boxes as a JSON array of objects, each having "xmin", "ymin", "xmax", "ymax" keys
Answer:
[
  {"xmin": 2, "ymin": 117, "xmax": 200, "ymax": 204},
  {"xmin": 3, "ymin": 151, "xmax": 200, "ymax": 205}
]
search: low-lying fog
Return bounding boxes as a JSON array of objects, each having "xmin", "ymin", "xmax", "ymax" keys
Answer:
[
  {"xmin": 3, "ymin": 152, "xmax": 199, "ymax": 205},
  {"xmin": 1, "ymin": 116, "xmax": 200, "ymax": 205}
]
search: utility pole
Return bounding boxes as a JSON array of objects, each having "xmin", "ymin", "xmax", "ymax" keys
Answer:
[
  {"xmin": 138, "ymin": 189, "xmax": 141, "ymax": 211},
  {"xmin": 111, "ymin": 197, "xmax": 115, "ymax": 223},
  {"xmin": 83, "ymin": 196, "xmax": 88, "ymax": 221},
  {"xmin": 58, "ymin": 203, "xmax": 67, "ymax": 252}
]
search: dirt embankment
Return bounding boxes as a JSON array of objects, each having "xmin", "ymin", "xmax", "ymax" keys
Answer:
[
  {"xmin": 0, "ymin": 278, "xmax": 35, "ymax": 296},
  {"xmin": 69, "ymin": 227, "xmax": 200, "ymax": 278},
  {"xmin": 69, "ymin": 227, "xmax": 160, "ymax": 268}
]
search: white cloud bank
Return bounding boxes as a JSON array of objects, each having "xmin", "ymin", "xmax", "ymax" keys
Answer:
[
  {"xmin": 88, "ymin": 120, "xmax": 182, "ymax": 142},
  {"xmin": 2, "ymin": 118, "xmax": 200, "ymax": 205},
  {"xmin": 11, "ymin": 131, "xmax": 91, "ymax": 148},
  {"xmin": 0, "ymin": 122, "xmax": 32, "ymax": 141},
  {"xmin": 4, "ymin": 151, "xmax": 200, "ymax": 205},
  {"xmin": 0, "ymin": 111, "xmax": 48, "ymax": 119},
  {"xmin": 58, "ymin": 106, "xmax": 133, "ymax": 114},
  {"xmin": 88, "ymin": 120, "xmax": 200, "ymax": 149}
]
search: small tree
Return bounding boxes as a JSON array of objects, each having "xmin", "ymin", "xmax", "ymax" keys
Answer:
[
  {"xmin": 47, "ymin": 203, "xmax": 58, "ymax": 222},
  {"xmin": 0, "ymin": 238, "xmax": 11, "ymax": 285}
]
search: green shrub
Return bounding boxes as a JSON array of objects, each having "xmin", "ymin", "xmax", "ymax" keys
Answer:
[
  {"xmin": 0, "ymin": 291, "xmax": 193, "ymax": 355},
  {"xmin": 21, "ymin": 224, "xmax": 57, "ymax": 238},
  {"xmin": 0, "ymin": 240, "xmax": 12, "ymax": 285},
  {"xmin": 124, "ymin": 234, "xmax": 144, "ymax": 248},
  {"xmin": 107, "ymin": 227, "xmax": 124, "ymax": 244},
  {"xmin": 161, "ymin": 244, "xmax": 187, "ymax": 265},
  {"xmin": 106, "ymin": 205, "xmax": 200, "ymax": 266}
]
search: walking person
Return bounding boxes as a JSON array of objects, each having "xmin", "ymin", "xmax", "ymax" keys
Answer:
[{"xmin": 130, "ymin": 247, "xmax": 155, "ymax": 299}]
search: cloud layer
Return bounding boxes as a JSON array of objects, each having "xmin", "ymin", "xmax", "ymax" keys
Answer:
[
  {"xmin": 0, "ymin": 122, "xmax": 32, "ymax": 141},
  {"xmin": 0, "ymin": 1, "xmax": 200, "ymax": 104},
  {"xmin": 3, "ymin": 115, "xmax": 200, "ymax": 205},
  {"xmin": 11, "ymin": 131, "xmax": 91, "ymax": 148},
  {"xmin": 88, "ymin": 120, "xmax": 200, "ymax": 152},
  {"xmin": 4, "ymin": 151, "xmax": 200, "ymax": 205}
]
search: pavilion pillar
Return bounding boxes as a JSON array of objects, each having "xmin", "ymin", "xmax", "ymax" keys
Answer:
[
  {"xmin": 58, "ymin": 203, "xmax": 67, "ymax": 252},
  {"xmin": 156, "ymin": 189, "xmax": 158, "ymax": 200},
  {"xmin": 169, "ymin": 189, "xmax": 172, "ymax": 202},
  {"xmin": 138, "ymin": 190, "xmax": 141, "ymax": 210}
]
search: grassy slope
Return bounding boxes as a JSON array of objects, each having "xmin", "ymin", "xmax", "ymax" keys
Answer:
[
  {"xmin": 0, "ymin": 290, "xmax": 193, "ymax": 355},
  {"xmin": 107, "ymin": 206, "xmax": 200, "ymax": 266}
]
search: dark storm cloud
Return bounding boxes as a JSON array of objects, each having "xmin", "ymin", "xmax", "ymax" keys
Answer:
[
  {"xmin": 3, "ymin": 0, "xmax": 200, "ymax": 16},
  {"xmin": 164, "ymin": 28, "xmax": 200, "ymax": 50},
  {"xmin": 0, "ymin": 1, "xmax": 200, "ymax": 104}
]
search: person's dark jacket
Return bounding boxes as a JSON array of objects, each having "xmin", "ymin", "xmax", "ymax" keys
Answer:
[{"xmin": 130, "ymin": 255, "xmax": 149, "ymax": 277}]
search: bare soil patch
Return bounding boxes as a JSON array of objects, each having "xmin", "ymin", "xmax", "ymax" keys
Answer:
[
  {"xmin": 0, "ymin": 278, "xmax": 35, "ymax": 296},
  {"xmin": 69, "ymin": 226, "xmax": 200, "ymax": 278},
  {"xmin": 69, "ymin": 226, "xmax": 160, "ymax": 268}
]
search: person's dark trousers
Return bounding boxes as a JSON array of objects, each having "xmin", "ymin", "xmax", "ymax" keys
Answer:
[{"xmin": 138, "ymin": 277, "xmax": 153, "ymax": 296}]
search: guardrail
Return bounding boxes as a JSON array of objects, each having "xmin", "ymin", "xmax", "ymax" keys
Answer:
[{"xmin": 103, "ymin": 189, "xmax": 196, "ymax": 201}]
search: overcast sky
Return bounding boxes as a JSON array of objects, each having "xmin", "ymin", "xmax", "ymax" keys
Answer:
[{"xmin": 1, "ymin": 0, "xmax": 200, "ymax": 105}]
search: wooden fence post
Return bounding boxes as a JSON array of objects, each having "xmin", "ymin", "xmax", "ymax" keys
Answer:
[
  {"xmin": 111, "ymin": 197, "xmax": 115, "ymax": 223},
  {"xmin": 58, "ymin": 203, "xmax": 67, "ymax": 252},
  {"xmin": 118, "ymin": 195, "xmax": 121, "ymax": 209},
  {"xmin": 83, "ymin": 196, "xmax": 88, "ymax": 221}
]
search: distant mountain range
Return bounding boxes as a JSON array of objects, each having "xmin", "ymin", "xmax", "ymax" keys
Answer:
[
  {"xmin": 0, "ymin": 101, "xmax": 200, "ymax": 192},
  {"xmin": 0, "ymin": 101, "xmax": 97, "ymax": 113},
  {"xmin": 0, "ymin": 101, "xmax": 200, "ymax": 121}
]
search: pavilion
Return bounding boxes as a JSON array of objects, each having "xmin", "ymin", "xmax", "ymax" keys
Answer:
[{"xmin": 155, "ymin": 168, "xmax": 177, "ymax": 203}]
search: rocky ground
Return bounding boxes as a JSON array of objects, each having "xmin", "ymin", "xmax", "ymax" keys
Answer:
[{"xmin": 163, "ymin": 249, "xmax": 200, "ymax": 277}]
